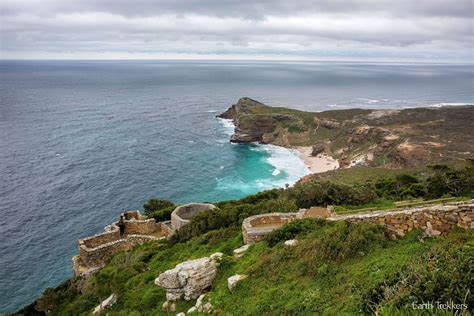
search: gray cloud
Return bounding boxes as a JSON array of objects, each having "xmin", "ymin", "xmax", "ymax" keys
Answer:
[{"xmin": 1, "ymin": 0, "xmax": 473, "ymax": 61}]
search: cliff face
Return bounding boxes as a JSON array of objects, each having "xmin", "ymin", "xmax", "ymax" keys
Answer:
[
  {"xmin": 219, "ymin": 98, "xmax": 474, "ymax": 168},
  {"xmin": 218, "ymin": 98, "xmax": 306, "ymax": 145}
]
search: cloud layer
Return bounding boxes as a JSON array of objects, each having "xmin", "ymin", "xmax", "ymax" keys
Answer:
[{"xmin": 1, "ymin": 0, "xmax": 473, "ymax": 61}]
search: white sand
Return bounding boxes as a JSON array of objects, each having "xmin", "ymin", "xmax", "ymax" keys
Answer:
[{"xmin": 293, "ymin": 146, "xmax": 339, "ymax": 174}]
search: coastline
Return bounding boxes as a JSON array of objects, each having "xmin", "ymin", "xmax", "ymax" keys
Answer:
[
  {"xmin": 218, "ymin": 117, "xmax": 337, "ymax": 180},
  {"xmin": 293, "ymin": 146, "xmax": 339, "ymax": 174},
  {"xmin": 217, "ymin": 117, "xmax": 310, "ymax": 188}
]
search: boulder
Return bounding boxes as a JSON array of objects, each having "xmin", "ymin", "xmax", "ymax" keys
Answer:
[
  {"xmin": 233, "ymin": 245, "xmax": 250, "ymax": 258},
  {"xmin": 195, "ymin": 294, "xmax": 206, "ymax": 311},
  {"xmin": 161, "ymin": 301, "xmax": 176, "ymax": 312},
  {"xmin": 176, "ymin": 313, "xmax": 186, "ymax": 316},
  {"xmin": 311, "ymin": 143, "xmax": 325, "ymax": 156},
  {"xmin": 284, "ymin": 239, "xmax": 298, "ymax": 247},
  {"xmin": 92, "ymin": 293, "xmax": 117, "ymax": 315},
  {"xmin": 210, "ymin": 252, "xmax": 224, "ymax": 261},
  {"xmin": 155, "ymin": 257, "xmax": 217, "ymax": 301},
  {"xmin": 228, "ymin": 274, "xmax": 248, "ymax": 292},
  {"xmin": 203, "ymin": 302, "xmax": 213, "ymax": 313}
]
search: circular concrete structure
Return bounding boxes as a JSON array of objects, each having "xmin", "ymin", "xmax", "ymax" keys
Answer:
[{"xmin": 171, "ymin": 203, "xmax": 216, "ymax": 231}]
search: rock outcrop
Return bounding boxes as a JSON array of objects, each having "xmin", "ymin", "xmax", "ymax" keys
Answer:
[
  {"xmin": 217, "ymin": 97, "xmax": 304, "ymax": 145},
  {"xmin": 233, "ymin": 245, "xmax": 250, "ymax": 258},
  {"xmin": 228, "ymin": 274, "xmax": 248, "ymax": 292},
  {"xmin": 155, "ymin": 255, "xmax": 220, "ymax": 301},
  {"xmin": 311, "ymin": 143, "xmax": 326, "ymax": 156},
  {"xmin": 92, "ymin": 293, "xmax": 117, "ymax": 315},
  {"xmin": 284, "ymin": 239, "xmax": 299, "ymax": 246}
]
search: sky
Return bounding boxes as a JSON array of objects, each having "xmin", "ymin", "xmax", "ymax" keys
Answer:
[{"xmin": 1, "ymin": 0, "xmax": 473, "ymax": 62}]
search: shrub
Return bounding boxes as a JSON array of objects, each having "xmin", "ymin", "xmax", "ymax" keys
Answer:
[
  {"xmin": 287, "ymin": 181, "xmax": 378, "ymax": 208},
  {"xmin": 426, "ymin": 165, "xmax": 474, "ymax": 198},
  {"xmin": 143, "ymin": 198, "xmax": 174, "ymax": 216},
  {"xmin": 149, "ymin": 205, "xmax": 176, "ymax": 222},
  {"xmin": 361, "ymin": 230, "xmax": 474, "ymax": 313}
]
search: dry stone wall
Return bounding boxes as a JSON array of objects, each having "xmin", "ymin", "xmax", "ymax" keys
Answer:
[
  {"xmin": 242, "ymin": 200, "xmax": 474, "ymax": 244},
  {"xmin": 124, "ymin": 218, "xmax": 161, "ymax": 235},
  {"xmin": 332, "ymin": 200, "xmax": 473, "ymax": 239}
]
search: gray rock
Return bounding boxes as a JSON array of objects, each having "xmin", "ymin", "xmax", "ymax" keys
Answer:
[
  {"xmin": 284, "ymin": 239, "xmax": 298, "ymax": 246},
  {"xmin": 228, "ymin": 274, "xmax": 248, "ymax": 292},
  {"xmin": 233, "ymin": 245, "xmax": 250, "ymax": 258},
  {"xmin": 210, "ymin": 252, "xmax": 224, "ymax": 261},
  {"xmin": 92, "ymin": 293, "xmax": 117, "ymax": 315},
  {"xmin": 203, "ymin": 302, "xmax": 213, "ymax": 313},
  {"xmin": 162, "ymin": 301, "xmax": 176, "ymax": 312},
  {"xmin": 155, "ymin": 257, "xmax": 217, "ymax": 301},
  {"xmin": 311, "ymin": 143, "xmax": 325, "ymax": 156}
]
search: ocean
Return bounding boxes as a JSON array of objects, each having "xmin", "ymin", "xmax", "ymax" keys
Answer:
[{"xmin": 0, "ymin": 60, "xmax": 473, "ymax": 313}]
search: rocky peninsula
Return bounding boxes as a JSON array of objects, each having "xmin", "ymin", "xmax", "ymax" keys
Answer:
[{"xmin": 218, "ymin": 97, "xmax": 474, "ymax": 170}]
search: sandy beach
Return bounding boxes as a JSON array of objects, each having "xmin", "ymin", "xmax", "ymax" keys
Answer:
[{"xmin": 294, "ymin": 146, "xmax": 339, "ymax": 174}]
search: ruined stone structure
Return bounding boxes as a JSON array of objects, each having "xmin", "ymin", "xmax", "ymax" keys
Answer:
[
  {"xmin": 242, "ymin": 200, "xmax": 473, "ymax": 244},
  {"xmin": 171, "ymin": 203, "xmax": 216, "ymax": 230},
  {"xmin": 73, "ymin": 210, "xmax": 164, "ymax": 276},
  {"xmin": 242, "ymin": 207, "xmax": 333, "ymax": 244},
  {"xmin": 73, "ymin": 204, "xmax": 217, "ymax": 277}
]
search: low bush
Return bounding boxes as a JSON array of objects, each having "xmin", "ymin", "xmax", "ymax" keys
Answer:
[
  {"xmin": 149, "ymin": 205, "xmax": 175, "ymax": 222},
  {"xmin": 143, "ymin": 198, "xmax": 174, "ymax": 216}
]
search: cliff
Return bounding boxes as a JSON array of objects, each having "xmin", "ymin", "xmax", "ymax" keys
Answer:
[{"xmin": 218, "ymin": 98, "xmax": 474, "ymax": 168}]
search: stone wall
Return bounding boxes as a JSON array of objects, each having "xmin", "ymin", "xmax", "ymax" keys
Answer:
[
  {"xmin": 123, "ymin": 210, "xmax": 147, "ymax": 220},
  {"xmin": 242, "ymin": 210, "xmax": 305, "ymax": 244},
  {"xmin": 332, "ymin": 200, "xmax": 473, "ymax": 239},
  {"xmin": 81, "ymin": 230, "xmax": 121, "ymax": 249},
  {"xmin": 171, "ymin": 203, "xmax": 216, "ymax": 231},
  {"xmin": 74, "ymin": 210, "xmax": 164, "ymax": 276},
  {"xmin": 124, "ymin": 218, "xmax": 161, "ymax": 235},
  {"xmin": 78, "ymin": 235, "xmax": 159, "ymax": 269},
  {"xmin": 242, "ymin": 200, "xmax": 474, "ymax": 244}
]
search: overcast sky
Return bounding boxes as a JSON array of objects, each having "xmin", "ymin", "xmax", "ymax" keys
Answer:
[{"xmin": 1, "ymin": 0, "xmax": 473, "ymax": 61}]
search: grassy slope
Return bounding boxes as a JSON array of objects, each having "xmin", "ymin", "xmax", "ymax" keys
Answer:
[{"xmin": 29, "ymin": 222, "xmax": 473, "ymax": 315}]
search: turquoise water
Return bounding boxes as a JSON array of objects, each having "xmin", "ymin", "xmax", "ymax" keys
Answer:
[{"xmin": 0, "ymin": 60, "xmax": 473, "ymax": 312}]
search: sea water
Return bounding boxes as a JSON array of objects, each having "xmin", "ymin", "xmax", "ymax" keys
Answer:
[{"xmin": 0, "ymin": 60, "xmax": 473, "ymax": 312}]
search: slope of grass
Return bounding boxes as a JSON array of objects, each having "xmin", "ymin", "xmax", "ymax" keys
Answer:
[{"xmin": 23, "ymin": 220, "xmax": 473, "ymax": 315}]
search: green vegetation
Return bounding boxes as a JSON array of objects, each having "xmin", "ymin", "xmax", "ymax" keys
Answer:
[
  {"xmin": 25, "ymin": 221, "xmax": 473, "ymax": 315},
  {"xmin": 18, "ymin": 163, "xmax": 474, "ymax": 315},
  {"xmin": 143, "ymin": 198, "xmax": 175, "ymax": 221}
]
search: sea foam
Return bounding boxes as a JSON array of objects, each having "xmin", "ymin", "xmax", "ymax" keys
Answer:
[{"xmin": 250, "ymin": 144, "xmax": 310, "ymax": 188}]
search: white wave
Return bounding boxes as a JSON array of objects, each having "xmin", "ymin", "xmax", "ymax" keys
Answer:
[
  {"xmin": 216, "ymin": 117, "xmax": 235, "ymax": 136},
  {"xmin": 206, "ymin": 109, "xmax": 218, "ymax": 113},
  {"xmin": 427, "ymin": 102, "xmax": 473, "ymax": 108},
  {"xmin": 251, "ymin": 144, "xmax": 310, "ymax": 187}
]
